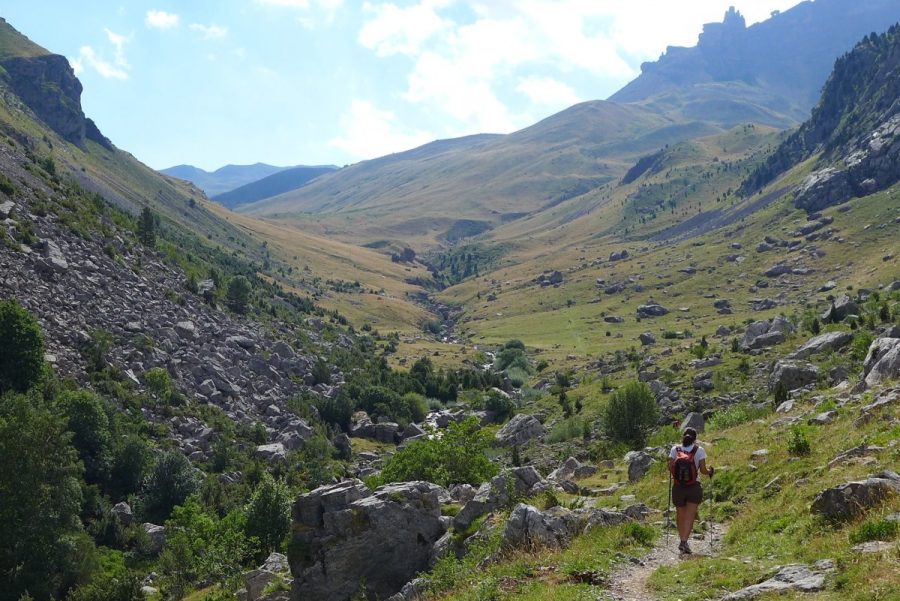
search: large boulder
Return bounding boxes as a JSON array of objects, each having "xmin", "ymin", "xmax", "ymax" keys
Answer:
[
  {"xmin": 721, "ymin": 564, "xmax": 828, "ymax": 600},
  {"xmin": 680, "ymin": 412, "xmax": 705, "ymax": 433},
  {"xmin": 625, "ymin": 451, "xmax": 656, "ymax": 482},
  {"xmin": 495, "ymin": 414, "xmax": 545, "ymax": 447},
  {"xmin": 636, "ymin": 303, "xmax": 669, "ymax": 318},
  {"xmin": 501, "ymin": 503, "xmax": 628, "ymax": 551},
  {"xmin": 789, "ymin": 331, "xmax": 854, "ymax": 360},
  {"xmin": 289, "ymin": 480, "xmax": 446, "ymax": 601},
  {"xmin": 142, "ymin": 523, "xmax": 166, "ymax": 555},
  {"xmin": 820, "ymin": 295, "xmax": 859, "ymax": 323},
  {"xmin": 548, "ymin": 457, "xmax": 597, "ymax": 482},
  {"xmin": 740, "ymin": 317, "xmax": 793, "ymax": 351},
  {"xmin": 811, "ymin": 471, "xmax": 900, "ymax": 520},
  {"xmin": 861, "ymin": 338, "xmax": 900, "ymax": 389},
  {"xmin": 768, "ymin": 360, "xmax": 820, "ymax": 393},
  {"xmin": 452, "ymin": 467, "xmax": 545, "ymax": 531}
]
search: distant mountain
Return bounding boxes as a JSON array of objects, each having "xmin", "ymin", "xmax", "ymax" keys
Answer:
[
  {"xmin": 241, "ymin": 105, "xmax": 716, "ymax": 245},
  {"xmin": 242, "ymin": 0, "xmax": 900, "ymax": 247},
  {"xmin": 611, "ymin": 0, "xmax": 900, "ymax": 127},
  {"xmin": 741, "ymin": 23, "xmax": 900, "ymax": 211},
  {"xmin": 212, "ymin": 164, "xmax": 338, "ymax": 208},
  {"xmin": 160, "ymin": 163, "xmax": 294, "ymax": 197}
]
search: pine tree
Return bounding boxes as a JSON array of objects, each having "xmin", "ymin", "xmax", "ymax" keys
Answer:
[{"xmin": 137, "ymin": 207, "xmax": 157, "ymax": 247}]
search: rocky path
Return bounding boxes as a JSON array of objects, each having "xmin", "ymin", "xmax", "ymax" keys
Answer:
[{"xmin": 606, "ymin": 522, "xmax": 727, "ymax": 601}]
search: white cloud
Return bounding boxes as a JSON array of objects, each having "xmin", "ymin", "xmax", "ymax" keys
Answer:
[
  {"xmin": 358, "ymin": 0, "xmax": 452, "ymax": 57},
  {"xmin": 70, "ymin": 45, "xmax": 128, "ymax": 80},
  {"xmin": 516, "ymin": 76, "xmax": 581, "ymax": 107},
  {"xmin": 70, "ymin": 28, "xmax": 130, "ymax": 80},
  {"xmin": 190, "ymin": 23, "xmax": 229, "ymax": 39},
  {"xmin": 255, "ymin": 0, "xmax": 344, "ymax": 24},
  {"xmin": 353, "ymin": 0, "xmax": 801, "ymax": 144},
  {"xmin": 330, "ymin": 99, "xmax": 433, "ymax": 160},
  {"xmin": 145, "ymin": 9, "xmax": 180, "ymax": 29}
]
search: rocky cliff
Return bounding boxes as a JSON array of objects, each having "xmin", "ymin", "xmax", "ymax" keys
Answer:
[
  {"xmin": 1, "ymin": 53, "xmax": 112, "ymax": 149},
  {"xmin": 741, "ymin": 24, "xmax": 900, "ymax": 210}
]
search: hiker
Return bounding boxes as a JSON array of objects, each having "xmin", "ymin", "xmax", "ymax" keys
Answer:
[{"xmin": 668, "ymin": 427, "xmax": 713, "ymax": 554}]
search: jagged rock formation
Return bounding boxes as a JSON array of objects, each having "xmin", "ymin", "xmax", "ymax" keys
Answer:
[
  {"xmin": 289, "ymin": 480, "xmax": 447, "ymax": 601},
  {"xmin": 612, "ymin": 1, "xmax": 900, "ymax": 127},
  {"xmin": 0, "ymin": 49, "xmax": 111, "ymax": 149}
]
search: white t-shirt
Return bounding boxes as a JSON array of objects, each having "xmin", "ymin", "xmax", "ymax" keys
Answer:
[{"xmin": 669, "ymin": 443, "xmax": 707, "ymax": 469}]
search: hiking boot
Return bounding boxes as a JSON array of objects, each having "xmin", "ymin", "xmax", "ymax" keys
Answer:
[{"xmin": 679, "ymin": 541, "xmax": 693, "ymax": 554}]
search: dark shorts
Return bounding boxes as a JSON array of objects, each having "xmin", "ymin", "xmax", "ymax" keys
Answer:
[{"xmin": 673, "ymin": 482, "xmax": 703, "ymax": 507}]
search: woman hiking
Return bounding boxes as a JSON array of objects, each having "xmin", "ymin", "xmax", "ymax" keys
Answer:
[{"xmin": 668, "ymin": 427, "xmax": 713, "ymax": 554}]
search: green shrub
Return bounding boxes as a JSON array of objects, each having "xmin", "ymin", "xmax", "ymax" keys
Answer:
[
  {"xmin": 483, "ymin": 388, "xmax": 515, "ymax": 422},
  {"xmin": 849, "ymin": 519, "xmax": 899, "ymax": 544},
  {"xmin": 0, "ymin": 299, "xmax": 45, "ymax": 393},
  {"xmin": 244, "ymin": 472, "xmax": 291, "ymax": 554},
  {"xmin": 0, "ymin": 173, "xmax": 16, "ymax": 196},
  {"xmin": 143, "ymin": 367, "xmax": 172, "ymax": 401},
  {"xmin": 787, "ymin": 425, "xmax": 811, "ymax": 457},
  {"xmin": 850, "ymin": 331, "xmax": 874, "ymax": 362},
  {"xmin": 60, "ymin": 390, "xmax": 113, "ymax": 485},
  {"xmin": 546, "ymin": 416, "xmax": 586, "ymax": 443},
  {"xmin": 603, "ymin": 381, "xmax": 659, "ymax": 449},
  {"xmin": 647, "ymin": 424, "xmax": 680, "ymax": 447},
  {"xmin": 141, "ymin": 450, "xmax": 200, "ymax": 523},
  {"xmin": 311, "ymin": 358, "xmax": 331, "ymax": 385},
  {"xmin": 225, "ymin": 276, "xmax": 252, "ymax": 314},
  {"xmin": 377, "ymin": 418, "xmax": 498, "ymax": 487},
  {"xmin": 621, "ymin": 522, "xmax": 656, "ymax": 546},
  {"xmin": 707, "ymin": 403, "xmax": 772, "ymax": 431},
  {"xmin": 496, "ymin": 346, "xmax": 530, "ymax": 372}
]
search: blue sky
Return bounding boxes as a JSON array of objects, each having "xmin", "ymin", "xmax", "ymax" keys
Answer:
[{"xmin": 3, "ymin": 1, "xmax": 800, "ymax": 170}]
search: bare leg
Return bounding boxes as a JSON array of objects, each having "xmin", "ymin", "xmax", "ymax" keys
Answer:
[
  {"xmin": 676, "ymin": 505, "xmax": 690, "ymax": 542},
  {"xmin": 683, "ymin": 502, "xmax": 699, "ymax": 539}
]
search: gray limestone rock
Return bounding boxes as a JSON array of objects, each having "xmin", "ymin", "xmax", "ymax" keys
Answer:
[
  {"xmin": 495, "ymin": 414, "xmax": 545, "ymax": 447},
  {"xmin": 625, "ymin": 451, "xmax": 656, "ymax": 482},
  {"xmin": 789, "ymin": 331, "xmax": 854, "ymax": 360},
  {"xmin": 769, "ymin": 360, "xmax": 820, "ymax": 392},
  {"xmin": 811, "ymin": 471, "xmax": 900, "ymax": 519},
  {"xmin": 861, "ymin": 338, "xmax": 900, "ymax": 389},
  {"xmin": 720, "ymin": 564, "xmax": 826, "ymax": 600},
  {"xmin": 289, "ymin": 480, "xmax": 446, "ymax": 601}
]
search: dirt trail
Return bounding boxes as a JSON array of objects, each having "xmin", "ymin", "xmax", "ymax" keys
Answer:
[{"xmin": 606, "ymin": 522, "xmax": 727, "ymax": 601}]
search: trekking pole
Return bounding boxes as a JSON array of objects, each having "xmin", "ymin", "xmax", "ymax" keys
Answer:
[
  {"xmin": 708, "ymin": 468, "xmax": 715, "ymax": 552},
  {"xmin": 666, "ymin": 471, "xmax": 672, "ymax": 547}
]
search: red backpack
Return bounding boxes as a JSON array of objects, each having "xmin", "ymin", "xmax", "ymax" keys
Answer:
[{"xmin": 672, "ymin": 446, "xmax": 698, "ymax": 486}]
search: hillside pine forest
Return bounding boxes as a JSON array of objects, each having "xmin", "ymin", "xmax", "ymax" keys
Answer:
[{"xmin": 1, "ymin": 2, "xmax": 899, "ymax": 601}]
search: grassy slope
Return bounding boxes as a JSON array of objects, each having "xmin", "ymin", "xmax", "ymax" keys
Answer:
[
  {"xmin": 242, "ymin": 103, "xmax": 719, "ymax": 249},
  {"xmin": 431, "ymin": 383, "xmax": 900, "ymax": 601},
  {"xmin": 436, "ymin": 126, "xmax": 899, "ymax": 367},
  {"xmin": 0, "ymin": 18, "xmax": 49, "ymax": 59},
  {"xmin": 207, "ymin": 205, "xmax": 437, "ymax": 334}
]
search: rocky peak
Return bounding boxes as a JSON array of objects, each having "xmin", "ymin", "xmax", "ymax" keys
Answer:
[
  {"xmin": 699, "ymin": 6, "xmax": 747, "ymax": 46},
  {"xmin": 1, "ymin": 51, "xmax": 111, "ymax": 150}
]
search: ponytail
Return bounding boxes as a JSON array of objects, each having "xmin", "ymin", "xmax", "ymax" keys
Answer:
[{"xmin": 682, "ymin": 427, "xmax": 697, "ymax": 447}]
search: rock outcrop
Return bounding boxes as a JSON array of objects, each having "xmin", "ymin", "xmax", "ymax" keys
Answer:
[
  {"xmin": 769, "ymin": 360, "xmax": 820, "ymax": 392},
  {"xmin": 495, "ymin": 414, "xmax": 545, "ymax": 447},
  {"xmin": 811, "ymin": 471, "xmax": 900, "ymax": 519},
  {"xmin": 721, "ymin": 563, "xmax": 832, "ymax": 600},
  {"xmin": 501, "ymin": 503, "xmax": 628, "ymax": 551},
  {"xmin": 789, "ymin": 331, "xmax": 854, "ymax": 360},
  {"xmin": 861, "ymin": 337, "xmax": 900, "ymax": 389},
  {"xmin": 289, "ymin": 480, "xmax": 446, "ymax": 601},
  {"xmin": 452, "ymin": 467, "xmax": 545, "ymax": 531}
]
